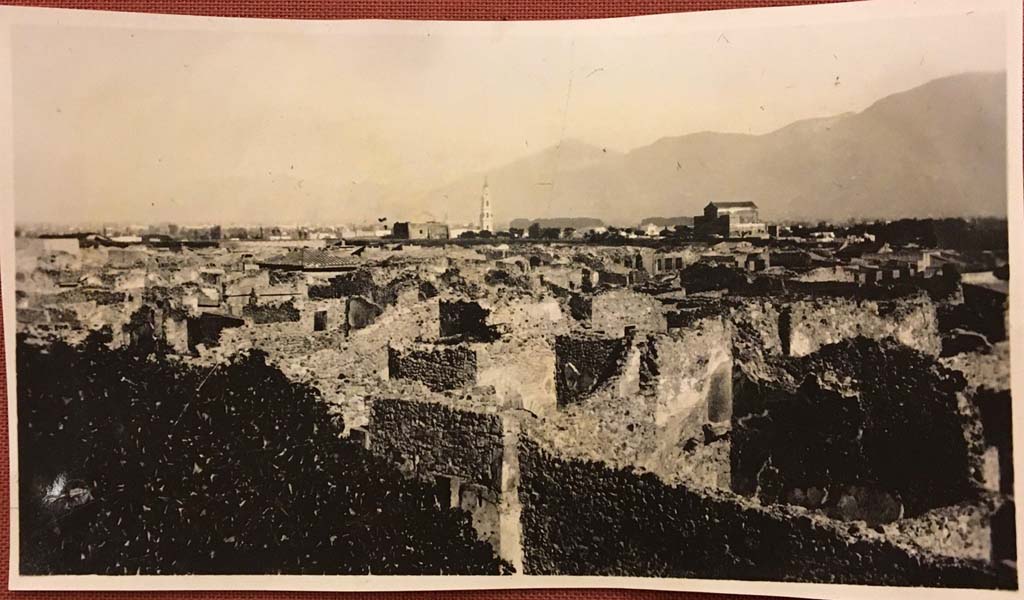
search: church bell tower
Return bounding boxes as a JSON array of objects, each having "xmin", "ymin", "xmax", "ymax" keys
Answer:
[{"xmin": 479, "ymin": 177, "xmax": 494, "ymax": 233}]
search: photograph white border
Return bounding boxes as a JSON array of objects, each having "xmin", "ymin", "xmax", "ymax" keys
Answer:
[{"xmin": 1, "ymin": 0, "xmax": 1021, "ymax": 596}]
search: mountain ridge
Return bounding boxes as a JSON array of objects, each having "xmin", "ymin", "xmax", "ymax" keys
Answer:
[{"xmin": 418, "ymin": 71, "xmax": 1006, "ymax": 226}]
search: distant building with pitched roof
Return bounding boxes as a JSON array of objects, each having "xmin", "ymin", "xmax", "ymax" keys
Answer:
[{"xmin": 693, "ymin": 201, "xmax": 768, "ymax": 239}]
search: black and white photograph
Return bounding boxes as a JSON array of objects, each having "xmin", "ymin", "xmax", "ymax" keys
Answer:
[{"xmin": 1, "ymin": 0, "xmax": 1022, "ymax": 596}]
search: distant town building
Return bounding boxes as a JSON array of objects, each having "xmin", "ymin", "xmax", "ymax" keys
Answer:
[
  {"xmin": 343, "ymin": 225, "xmax": 390, "ymax": 239},
  {"xmin": 643, "ymin": 223, "xmax": 663, "ymax": 237},
  {"xmin": 392, "ymin": 221, "xmax": 450, "ymax": 240},
  {"xmin": 693, "ymin": 201, "xmax": 768, "ymax": 239},
  {"xmin": 651, "ymin": 252, "xmax": 689, "ymax": 274},
  {"xmin": 479, "ymin": 178, "xmax": 494, "ymax": 233}
]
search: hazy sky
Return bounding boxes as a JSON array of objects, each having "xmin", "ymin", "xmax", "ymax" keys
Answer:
[{"xmin": 11, "ymin": 2, "xmax": 1009, "ymax": 225}]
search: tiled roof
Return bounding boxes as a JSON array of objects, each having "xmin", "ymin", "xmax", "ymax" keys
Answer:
[{"xmin": 259, "ymin": 248, "xmax": 362, "ymax": 270}]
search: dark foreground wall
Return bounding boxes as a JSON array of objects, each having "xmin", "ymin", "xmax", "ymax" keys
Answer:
[
  {"xmin": 516, "ymin": 438, "xmax": 1014, "ymax": 588},
  {"xmin": 370, "ymin": 398, "xmax": 505, "ymax": 491}
]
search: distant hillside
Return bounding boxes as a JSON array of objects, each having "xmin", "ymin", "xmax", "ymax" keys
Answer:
[
  {"xmin": 508, "ymin": 217, "xmax": 605, "ymax": 231},
  {"xmin": 423, "ymin": 72, "xmax": 1006, "ymax": 224},
  {"xmin": 639, "ymin": 216, "xmax": 694, "ymax": 229}
]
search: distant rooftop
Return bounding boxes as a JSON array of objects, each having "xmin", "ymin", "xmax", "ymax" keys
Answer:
[
  {"xmin": 708, "ymin": 201, "xmax": 758, "ymax": 209},
  {"xmin": 259, "ymin": 248, "xmax": 362, "ymax": 271}
]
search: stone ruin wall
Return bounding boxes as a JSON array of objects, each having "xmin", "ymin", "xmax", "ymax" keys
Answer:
[
  {"xmin": 670, "ymin": 293, "xmax": 941, "ymax": 364},
  {"xmin": 588, "ymin": 289, "xmax": 667, "ymax": 336},
  {"xmin": 368, "ymin": 397, "xmax": 523, "ymax": 570},
  {"xmin": 345, "ymin": 295, "xmax": 383, "ymax": 331},
  {"xmin": 487, "ymin": 296, "xmax": 568, "ymax": 339},
  {"xmin": 553, "ymin": 334, "xmax": 629, "ymax": 408},
  {"xmin": 216, "ymin": 321, "xmax": 349, "ymax": 360},
  {"xmin": 515, "ymin": 437, "xmax": 1012, "ymax": 587},
  {"xmin": 645, "ymin": 318, "xmax": 733, "ymax": 429},
  {"xmin": 522, "ymin": 318, "xmax": 733, "ymax": 490},
  {"xmin": 362, "ymin": 319, "xmax": 1009, "ymax": 586},
  {"xmin": 785, "ymin": 294, "xmax": 941, "ymax": 357},
  {"xmin": 241, "ymin": 298, "xmax": 301, "ymax": 324},
  {"xmin": 476, "ymin": 337, "xmax": 558, "ymax": 415},
  {"xmin": 438, "ymin": 299, "xmax": 499, "ymax": 341},
  {"xmin": 943, "ymin": 344, "xmax": 1014, "ymax": 499},
  {"xmin": 370, "ymin": 397, "xmax": 505, "ymax": 491},
  {"xmin": 387, "ymin": 344, "xmax": 478, "ymax": 392}
]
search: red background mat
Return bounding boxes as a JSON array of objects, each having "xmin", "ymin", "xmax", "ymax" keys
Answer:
[
  {"xmin": 0, "ymin": 0, "xmax": 997, "ymax": 599},
  {"xmin": 0, "ymin": 0, "xmax": 852, "ymax": 20}
]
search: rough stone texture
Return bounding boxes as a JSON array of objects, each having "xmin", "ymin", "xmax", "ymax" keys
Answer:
[
  {"xmin": 679, "ymin": 263, "xmax": 748, "ymax": 293},
  {"xmin": 787, "ymin": 294, "xmax": 941, "ymax": 357},
  {"xmin": 728, "ymin": 299, "xmax": 785, "ymax": 369},
  {"xmin": 268, "ymin": 269, "xmax": 303, "ymax": 287},
  {"xmin": 487, "ymin": 297, "xmax": 568, "ymax": 338},
  {"xmin": 521, "ymin": 325, "xmax": 733, "ymax": 492},
  {"xmin": 186, "ymin": 312, "xmax": 245, "ymax": 352},
  {"xmin": 370, "ymin": 397, "xmax": 505, "ymax": 490},
  {"xmin": 388, "ymin": 344, "xmax": 477, "ymax": 392},
  {"xmin": 161, "ymin": 313, "xmax": 190, "ymax": 354},
  {"xmin": 368, "ymin": 397, "xmax": 525, "ymax": 570},
  {"xmin": 307, "ymin": 269, "xmax": 377, "ymax": 301},
  {"xmin": 439, "ymin": 299, "xmax": 500, "ymax": 341},
  {"xmin": 305, "ymin": 298, "xmax": 348, "ymax": 333},
  {"xmin": 568, "ymin": 293, "xmax": 592, "ymax": 321},
  {"xmin": 946, "ymin": 346, "xmax": 1015, "ymax": 497},
  {"xmin": 345, "ymin": 295, "xmax": 382, "ymax": 331},
  {"xmin": 974, "ymin": 387, "xmax": 1014, "ymax": 494},
  {"xmin": 305, "ymin": 266, "xmax": 435, "ymax": 309},
  {"xmin": 554, "ymin": 334, "xmax": 629, "ymax": 408},
  {"xmin": 885, "ymin": 499, "xmax": 1004, "ymax": 563},
  {"xmin": 54, "ymin": 288, "xmax": 127, "ymax": 306},
  {"xmin": 123, "ymin": 305, "xmax": 158, "ymax": 352},
  {"xmin": 941, "ymin": 342, "xmax": 1011, "ymax": 393},
  {"xmin": 13, "ymin": 238, "xmax": 1012, "ymax": 583},
  {"xmin": 476, "ymin": 337, "xmax": 558, "ymax": 415},
  {"xmin": 242, "ymin": 298, "xmax": 301, "ymax": 324},
  {"xmin": 731, "ymin": 337, "xmax": 984, "ymax": 519},
  {"xmin": 589, "ymin": 289, "xmax": 667, "ymax": 335},
  {"xmin": 216, "ymin": 320, "xmax": 348, "ymax": 359},
  {"xmin": 516, "ymin": 438, "xmax": 1012, "ymax": 588},
  {"xmin": 938, "ymin": 283, "xmax": 1008, "ymax": 344}
]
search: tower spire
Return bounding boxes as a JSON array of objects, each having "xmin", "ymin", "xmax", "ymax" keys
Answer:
[{"xmin": 479, "ymin": 177, "xmax": 494, "ymax": 233}]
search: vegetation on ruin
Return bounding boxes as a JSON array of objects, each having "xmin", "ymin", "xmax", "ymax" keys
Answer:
[
  {"xmin": 17, "ymin": 334, "xmax": 511, "ymax": 575},
  {"xmin": 732, "ymin": 336, "xmax": 984, "ymax": 517}
]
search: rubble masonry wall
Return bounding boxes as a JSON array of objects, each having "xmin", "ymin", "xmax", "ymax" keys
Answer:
[
  {"xmin": 787, "ymin": 295, "xmax": 940, "ymax": 357},
  {"xmin": 476, "ymin": 338, "xmax": 558, "ymax": 415},
  {"xmin": 554, "ymin": 335, "xmax": 629, "ymax": 407},
  {"xmin": 370, "ymin": 397, "xmax": 505, "ymax": 491},
  {"xmin": 589, "ymin": 289, "xmax": 667, "ymax": 335},
  {"xmin": 387, "ymin": 344, "xmax": 477, "ymax": 392},
  {"xmin": 516, "ymin": 438, "xmax": 1009, "ymax": 587},
  {"xmin": 368, "ymin": 398, "xmax": 524, "ymax": 570}
]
